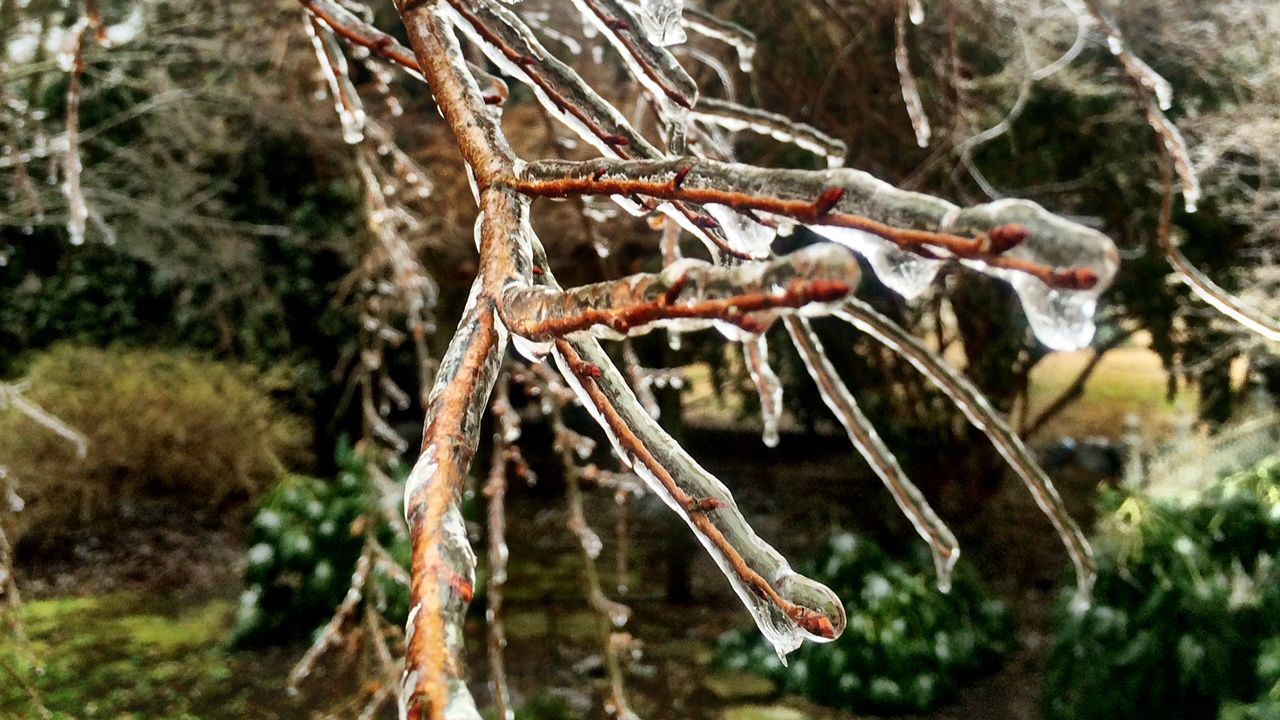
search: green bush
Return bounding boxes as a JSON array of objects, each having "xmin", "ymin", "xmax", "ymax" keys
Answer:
[
  {"xmin": 715, "ymin": 532, "xmax": 1013, "ymax": 714},
  {"xmin": 1046, "ymin": 456, "xmax": 1280, "ymax": 720},
  {"xmin": 0, "ymin": 345, "xmax": 308, "ymax": 546},
  {"xmin": 1221, "ymin": 637, "xmax": 1280, "ymax": 720},
  {"xmin": 232, "ymin": 441, "xmax": 409, "ymax": 646}
]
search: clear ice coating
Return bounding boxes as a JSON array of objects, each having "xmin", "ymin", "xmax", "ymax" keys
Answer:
[
  {"xmin": 837, "ymin": 299, "xmax": 1096, "ymax": 602},
  {"xmin": 743, "ymin": 336, "xmax": 783, "ymax": 448},
  {"xmin": 692, "ymin": 98, "xmax": 848, "ymax": 167},
  {"xmin": 638, "ymin": 0, "xmax": 687, "ymax": 46},
  {"xmin": 305, "ymin": 18, "xmax": 366, "ymax": 145},
  {"xmin": 551, "ymin": 338, "xmax": 846, "ymax": 658},
  {"xmin": 811, "ymin": 225, "xmax": 941, "ymax": 300},
  {"xmin": 502, "ymin": 243, "xmax": 858, "ymax": 343},
  {"xmin": 1008, "ymin": 273, "xmax": 1098, "ymax": 350}
]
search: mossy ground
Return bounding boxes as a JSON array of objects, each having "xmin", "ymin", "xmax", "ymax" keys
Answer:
[{"xmin": 1, "ymin": 593, "xmax": 332, "ymax": 720}]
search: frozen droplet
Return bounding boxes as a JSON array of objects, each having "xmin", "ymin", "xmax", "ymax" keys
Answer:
[
  {"xmin": 761, "ymin": 424, "xmax": 780, "ymax": 449},
  {"xmin": 933, "ymin": 548, "xmax": 958, "ymax": 594},
  {"xmin": 774, "ymin": 571, "xmax": 847, "ymax": 644},
  {"xmin": 7, "ymin": 488, "xmax": 25, "ymax": 513},
  {"xmin": 812, "ymin": 226, "xmax": 940, "ymax": 300},
  {"xmin": 583, "ymin": 527, "xmax": 603, "ymax": 559},
  {"xmin": 1010, "ymin": 274, "xmax": 1097, "ymax": 350},
  {"xmin": 908, "ymin": 0, "xmax": 925, "ymax": 24}
]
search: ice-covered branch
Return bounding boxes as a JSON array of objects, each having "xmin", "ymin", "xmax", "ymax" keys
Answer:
[
  {"xmin": 570, "ymin": 0, "xmax": 698, "ymax": 112},
  {"xmin": 514, "ymin": 158, "xmax": 1114, "ymax": 292},
  {"xmin": 483, "ymin": 378, "xmax": 516, "ymax": 720},
  {"xmin": 552, "ymin": 337, "xmax": 845, "ymax": 657},
  {"xmin": 742, "ymin": 336, "xmax": 783, "ymax": 447},
  {"xmin": 301, "ymin": 0, "xmax": 425, "ymax": 80},
  {"xmin": 836, "ymin": 299, "xmax": 1096, "ymax": 599},
  {"xmin": 288, "ymin": 549, "xmax": 374, "ymax": 692},
  {"xmin": 679, "ymin": 6, "xmax": 757, "ymax": 72},
  {"xmin": 400, "ymin": 282, "xmax": 506, "ymax": 720},
  {"xmin": 437, "ymin": 0, "xmax": 660, "ymax": 158},
  {"xmin": 1154, "ymin": 156, "xmax": 1280, "ymax": 344},
  {"xmin": 305, "ymin": 16, "xmax": 366, "ymax": 146},
  {"xmin": 894, "ymin": 0, "xmax": 931, "ymax": 148},
  {"xmin": 692, "ymin": 97, "xmax": 847, "ymax": 167},
  {"xmin": 1078, "ymin": 0, "xmax": 1197, "ymax": 212},
  {"xmin": 392, "ymin": 3, "xmax": 520, "ymax": 717},
  {"xmin": 783, "ymin": 316, "xmax": 960, "ymax": 591},
  {"xmin": 60, "ymin": 13, "xmax": 99, "ymax": 246},
  {"xmin": 0, "ymin": 383, "xmax": 89, "ymax": 459},
  {"xmin": 501, "ymin": 243, "xmax": 857, "ymax": 342}
]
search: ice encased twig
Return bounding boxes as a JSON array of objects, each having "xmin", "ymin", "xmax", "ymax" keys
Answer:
[
  {"xmin": 552, "ymin": 337, "xmax": 847, "ymax": 659},
  {"xmin": 837, "ymin": 299, "xmax": 1096, "ymax": 600},
  {"xmin": 783, "ymin": 316, "xmax": 960, "ymax": 591}
]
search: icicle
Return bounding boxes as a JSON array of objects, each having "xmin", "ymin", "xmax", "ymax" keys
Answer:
[
  {"xmin": 637, "ymin": 0, "xmax": 687, "ymax": 47},
  {"xmin": 306, "ymin": 18, "xmax": 366, "ymax": 144},
  {"xmin": 836, "ymin": 299, "xmax": 1095, "ymax": 601},
  {"xmin": 552, "ymin": 339, "xmax": 846, "ymax": 658},
  {"xmin": 811, "ymin": 225, "xmax": 941, "ymax": 300},
  {"xmin": 742, "ymin": 336, "xmax": 783, "ymax": 448},
  {"xmin": 894, "ymin": 2, "xmax": 931, "ymax": 148},
  {"xmin": 61, "ymin": 18, "xmax": 91, "ymax": 246},
  {"xmin": 908, "ymin": 0, "xmax": 925, "ymax": 25},
  {"xmin": 692, "ymin": 98, "xmax": 847, "ymax": 167},
  {"xmin": 783, "ymin": 317, "xmax": 960, "ymax": 592}
]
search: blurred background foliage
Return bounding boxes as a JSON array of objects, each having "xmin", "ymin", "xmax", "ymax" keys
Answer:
[
  {"xmin": 1047, "ymin": 457, "xmax": 1280, "ymax": 719},
  {"xmin": 0, "ymin": 345, "xmax": 309, "ymax": 549}
]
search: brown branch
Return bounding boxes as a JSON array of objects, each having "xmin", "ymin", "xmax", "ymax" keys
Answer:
[
  {"xmin": 503, "ymin": 248, "xmax": 855, "ymax": 340},
  {"xmin": 394, "ymin": 4, "xmax": 521, "ymax": 718},
  {"xmin": 511, "ymin": 161, "xmax": 1098, "ymax": 290},
  {"xmin": 484, "ymin": 377, "xmax": 515, "ymax": 720}
]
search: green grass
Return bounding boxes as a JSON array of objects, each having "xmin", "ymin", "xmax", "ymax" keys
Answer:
[{"xmin": 1025, "ymin": 346, "xmax": 1188, "ymax": 440}]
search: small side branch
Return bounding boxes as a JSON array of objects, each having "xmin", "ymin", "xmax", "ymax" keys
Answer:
[
  {"xmin": 301, "ymin": 0, "xmax": 424, "ymax": 78},
  {"xmin": 501, "ymin": 244, "xmax": 857, "ymax": 341}
]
